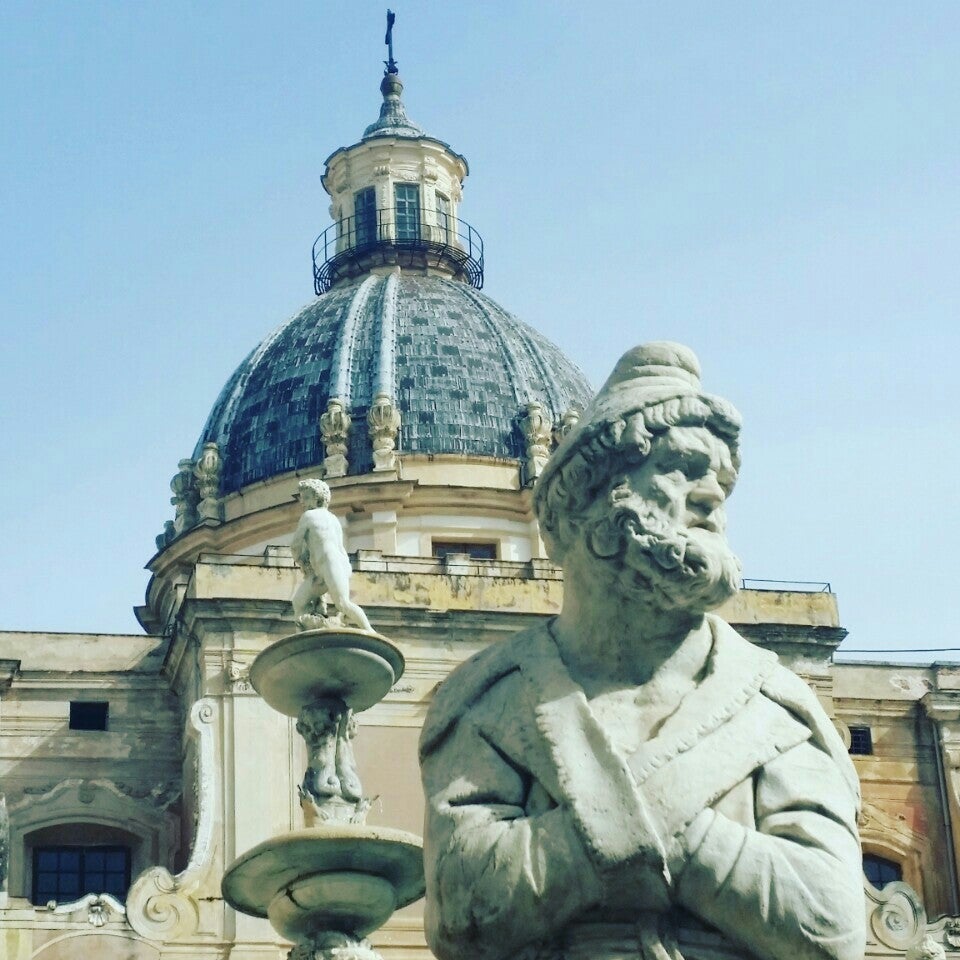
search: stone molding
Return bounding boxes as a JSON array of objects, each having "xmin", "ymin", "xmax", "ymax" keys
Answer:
[
  {"xmin": 127, "ymin": 698, "xmax": 218, "ymax": 942},
  {"xmin": 0, "ymin": 659, "xmax": 20, "ymax": 694}
]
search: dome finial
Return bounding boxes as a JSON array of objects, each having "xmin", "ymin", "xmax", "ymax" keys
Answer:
[
  {"xmin": 384, "ymin": 9, "xmax": 399, "ymax": 76},
  {"xmin": 362, "ymin": 11, "xmax": 425, "ymax": 140}
]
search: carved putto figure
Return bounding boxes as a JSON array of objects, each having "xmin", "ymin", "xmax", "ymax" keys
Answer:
[
  {"xmin": 420, "ymin": 343, "xmax": 865, "ymax": 960},
  {"xmin": 290, "ymin": 479, "xmax": 372, "ymax": 633}
]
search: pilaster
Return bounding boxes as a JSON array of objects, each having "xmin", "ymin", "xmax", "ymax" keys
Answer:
[{"xmin": 922, "ymin": 685, "xmax": 960, "ymax": 914}]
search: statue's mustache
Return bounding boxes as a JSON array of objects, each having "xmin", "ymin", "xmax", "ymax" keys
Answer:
[{"xmin": 585, "ymin": 498, "xmax": 740, "ymax": 612}]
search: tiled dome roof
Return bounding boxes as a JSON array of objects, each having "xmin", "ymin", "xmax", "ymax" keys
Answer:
[{"xmin": 196, "ymin": 274, "xmax": 592, "ymax": 495}]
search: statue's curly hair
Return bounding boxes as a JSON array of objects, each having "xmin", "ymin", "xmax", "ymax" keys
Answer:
[
  {"xmin": 298, "ymin": 478, "xmax": 332, "ymax": 507},
  {"xmin": 533, "ymin": 394, "xmax": 741, "ymax": 562}
]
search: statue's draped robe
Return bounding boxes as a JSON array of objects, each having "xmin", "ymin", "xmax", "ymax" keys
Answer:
[{"xmin": 420, "ymin": 616, "xmax": 865, "ymax": 960}]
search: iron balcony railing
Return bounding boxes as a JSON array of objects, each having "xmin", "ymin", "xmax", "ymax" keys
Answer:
[{"xmin": 312, "ymin": 206, "xmax": 484, "ymax": 294}]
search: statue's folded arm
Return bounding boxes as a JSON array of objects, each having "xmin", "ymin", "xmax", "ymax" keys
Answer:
[
  {"xmin": 422, "ymin": 715, "xmax": 604, "ymax": 960},
  {"xmin": 675, "ymin": 741, "xmax": 866, "ymax": 960}
]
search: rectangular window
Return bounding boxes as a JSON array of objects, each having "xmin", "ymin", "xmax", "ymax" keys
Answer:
[
  {"xmin": 394, "ymin": 183, "xmax": 421, "ymax": 240},
  {"xmin": 69, "ymin": 701, "xmax": 108, "ymax": 731},
  {"xmin": 33, "ymin": 846, "xmax": 131, "ymax": 905},
  {"xmin": 848, "ymin": 725, "xmax": 873, "ymax": 755},
  {"xmin": 436, "ymin": 193, "xmax": 450, "ymax": 239},
  {"xmin": 354, "ymin": 187, "xmax": 376, "ymax": 248},
  {"xmin": 432, "ymin": 541, "xmax": 498, "ymax": 561}
]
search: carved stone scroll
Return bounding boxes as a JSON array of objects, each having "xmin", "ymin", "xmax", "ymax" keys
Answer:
[
  {"xmin": 127, "ymin": 698, "xmax": 218, "ymax": 942},
  {"xmin": 866, "ymin": 878, "xmax": 927, "ymax": 951}
]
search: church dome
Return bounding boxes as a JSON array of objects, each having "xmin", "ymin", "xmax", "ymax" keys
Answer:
[{"xmin": 195, "ymin": 272, "xmax": 592, "ymax": 496}]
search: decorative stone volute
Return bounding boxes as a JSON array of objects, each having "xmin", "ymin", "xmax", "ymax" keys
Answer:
[
  {"xmin": 367, "ymin": 393, "xmax": 402, "ymax": 472},
  {"xmin": 320, "ymin": 398, "xmax": 351, "ymax": 478},
  {"xmin": 520, "ymin": 401, "xmax": 552, "ymax": 487},
  {"xmin": 193, "ymin": 441, "xmax": 222, "ymax": 522},
  {"xmin": 170, "ymin": 458, "xmax": 199, "ymax": 535}
]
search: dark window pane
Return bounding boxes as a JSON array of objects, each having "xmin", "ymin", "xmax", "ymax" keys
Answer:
[
  {"xmin": 33, "ymin": 845, "xmax": 130, "ymax": 905},
  {"xmin": 36, "ymin": 876, "xmax": 58, "ymax": 895},
  {"xmin": 864, "ymin": 854, "xmax": 902, "ymax": 888},
  {"xmin": 104, "ymin": 874, "xmax": 128, "ymax": 898},
  {"xmin": 59, "ymin": 875, "xmax": 79, "ymax": 896},
  {"xmin": 354, "ymin": 187, "xmax": 376, "ymax": 248},
  {"xmin": 394, "ymin": 183, "xmax": 420, "ymax": 240},
  {"xmin": 69, "ymin": 701, "xmax": 108, "ymax": 731},
  {"xmin": 849, "ymin": 726, "xmax": 873, "ymax": 755},
  {"xmin": 432, "ymin": 540, "xmax": 497, "ymax": 561}
]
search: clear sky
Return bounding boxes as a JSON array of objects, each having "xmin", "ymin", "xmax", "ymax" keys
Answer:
[{"xmin": 1, "ymin": 2, "xmax": 958, "ymax": 661}]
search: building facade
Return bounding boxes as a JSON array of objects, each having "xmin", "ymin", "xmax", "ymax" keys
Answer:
[{"xmin": 2, "ymin": 56, "xmax": 959, "ymax": 960}]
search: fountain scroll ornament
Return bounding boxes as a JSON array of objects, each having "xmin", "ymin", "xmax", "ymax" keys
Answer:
[{"xmin": 222, "ymin": 480, "xmax": 422, "ymax": 960}]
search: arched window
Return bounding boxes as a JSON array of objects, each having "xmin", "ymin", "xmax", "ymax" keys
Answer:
[
  {"xmin": 863, "ymin": 852, "xmax": 903, "ymax": 889},
  {"xmin": 25, "ymin": 823, "xmax": 138, "ymax": 905}
]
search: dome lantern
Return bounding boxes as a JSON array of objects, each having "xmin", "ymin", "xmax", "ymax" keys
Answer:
[{"xmin": 314, "ymin": 14, "xmax": 483, "ymax": 293}]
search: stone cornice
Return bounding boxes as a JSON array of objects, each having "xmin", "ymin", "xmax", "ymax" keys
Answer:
[
  {"xmin": 922, "ymin": 691, "xmax": 960, "ymax": 725},
  {"xmin": 0, "ymin": 659, "xmax": 21, "ymax": 693}
]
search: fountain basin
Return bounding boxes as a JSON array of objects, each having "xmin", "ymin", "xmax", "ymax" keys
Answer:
[
  {"xmin": 222, "ymin": 824, "xmax": 424, "ymax": 941},
  {"xmin": 251, "ymin": 629, "xmax": 405, "ymax": 715}
]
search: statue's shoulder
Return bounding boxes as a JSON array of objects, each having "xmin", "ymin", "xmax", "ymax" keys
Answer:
[
  {"xmin": 757, "ymin": 646, "xmax": 861, "ymax": 804},
  {"xmin": 419, "ymin": 622, "xmax": 547, "ymax": 759}
]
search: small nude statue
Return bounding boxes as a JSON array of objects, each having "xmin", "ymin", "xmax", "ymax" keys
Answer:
[
  {"xmin": 420, "ymin": 343, "xmax": 865, "ymax": 960},
  {"xmin": 290, "ymin": 479, "xmax": 373, "ymax": 633}
]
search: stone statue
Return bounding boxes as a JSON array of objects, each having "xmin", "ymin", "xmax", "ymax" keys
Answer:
[
  {"xmin": 420, "ymin": 343, "xmax": 865, "ymax": 960},
  {"xmin": 291, "ymin": 479, "xmax": 373, "ymax": 633}
]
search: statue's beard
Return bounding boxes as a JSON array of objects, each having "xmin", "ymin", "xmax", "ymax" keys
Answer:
[{"xmin": 584, "ymin": 496, "xmax": 741, "ymax": 614}]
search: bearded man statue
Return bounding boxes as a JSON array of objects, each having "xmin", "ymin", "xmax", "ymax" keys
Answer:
[{"xmin": 419, "ymin": 342, "xmax": 865, "ymax": 960}]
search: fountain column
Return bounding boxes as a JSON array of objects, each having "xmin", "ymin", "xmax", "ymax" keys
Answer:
[{"xmin": 222, "ymin": 482, "xmax": 423, "ymax": 960}]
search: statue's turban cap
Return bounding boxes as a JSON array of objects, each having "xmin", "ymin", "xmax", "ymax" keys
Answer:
[{"xmin": 535, "ymin": 342, "xmax": 741, "ymax": 509}]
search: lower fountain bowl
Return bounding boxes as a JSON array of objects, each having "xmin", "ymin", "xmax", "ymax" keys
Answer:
[{"xmin": 222, "ymin": 824, "xmax": 424, "ymax": 940}]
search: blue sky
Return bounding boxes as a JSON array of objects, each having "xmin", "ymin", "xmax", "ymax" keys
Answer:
[{"xmin": 1, "ymin": 2, "xmax": 958, "ymax": 659}]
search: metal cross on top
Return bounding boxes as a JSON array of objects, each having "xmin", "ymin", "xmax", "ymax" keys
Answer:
[{"xmin": 384, "ymin": 9, "xmax": 398, "ymax": 74}]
